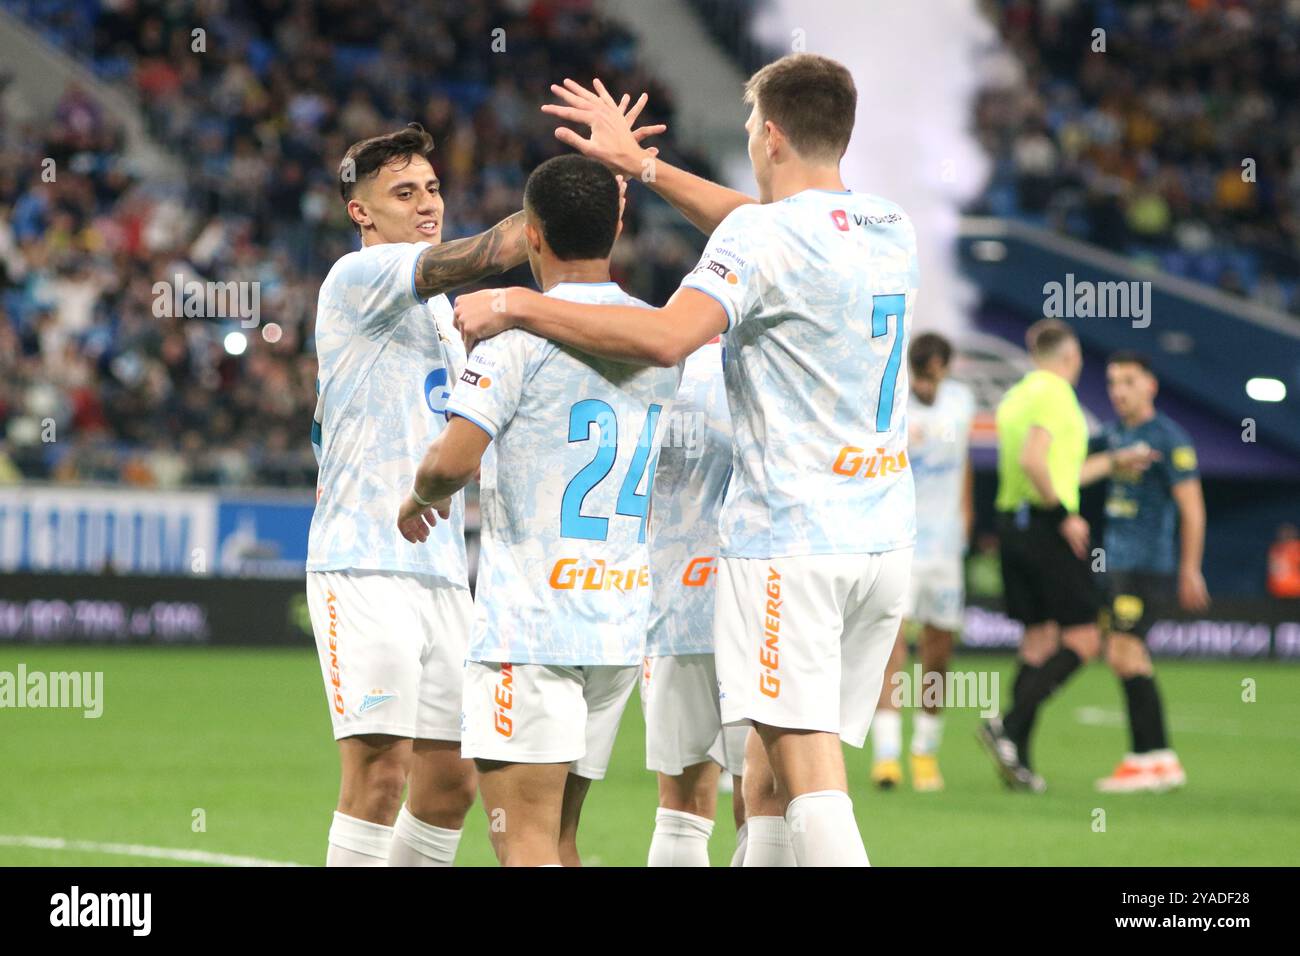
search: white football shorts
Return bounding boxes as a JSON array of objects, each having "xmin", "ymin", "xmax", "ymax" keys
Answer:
[
  {"xmin": 642, "ymin": 653, "xmax": 746, "ymax": 778},
  {"xmin": 306, "ymin": 569, "xmax": 472, "ymax": 741},
  {"xmin": 714, "ymin": 549, "xmax": 911, "ymax": 748},
  {"xmin": 460, "ymin": 660, "xmax": 639, "ymax": 780},
  {"xmin": 904, "ymin": 555, "xmax": 965, "ymax": 632}
]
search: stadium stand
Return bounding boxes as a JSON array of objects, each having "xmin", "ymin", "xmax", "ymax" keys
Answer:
[
  {"xmin": 0, "ymin": 0, "xmax": 713, "ymax": 488},
  {"xmin": 970, "ymin": 0, "xmax": 1300, "ymax": 312}
]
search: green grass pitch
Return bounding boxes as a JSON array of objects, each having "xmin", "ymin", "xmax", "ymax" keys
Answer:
[{"xmin": 1, "ymin": 647, "xmax": 1296, "ymax": 866}]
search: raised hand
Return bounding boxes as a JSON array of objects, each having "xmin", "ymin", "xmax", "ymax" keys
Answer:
[{"xmin": 542, "ymin": 77, "xmax": 666, "ymax": 178}]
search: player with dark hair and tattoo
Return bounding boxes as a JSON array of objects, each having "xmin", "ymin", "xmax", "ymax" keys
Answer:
[{"xmin": 307, "ymin": 110, "xmax": 663, "ymax": 867}]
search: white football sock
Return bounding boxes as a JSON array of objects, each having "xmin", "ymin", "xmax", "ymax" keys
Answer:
[
  {"xmin": 911, "ymin": 711, "xmax": 945, "ymax": 756},
  {"xmin": 729, "ymin": 821, "xmax": 748, "ymax": 868},
  {"xmin": 742, "ymin": 815, "xmax": 796, "ymax": 867},
  {"xmin": 387, "ymin": 805, "xmax": 463, "ymax": 867},
  {"xmin": 326, "ymin": 811, "xmax": 393, "ymax": 867},
  {"xmin": 786, "ymin": 790, "xmax": 869, "ymax": 867},
  {"xmin": 872, "ymin": 708, "xmax": 902, "ymax": 761},
  {"xmin": 647, "ymin": 807, "xmax": 714, "ymax": 867}
]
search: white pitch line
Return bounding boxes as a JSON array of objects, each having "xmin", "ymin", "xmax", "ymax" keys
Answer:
[
  {"xmin": 0, "ymin": 834, "xmax": 305, "ymax": 867},
  {"xmin": 1074, "ymin": 707, "xmax": 1300, "ymax": 740}
]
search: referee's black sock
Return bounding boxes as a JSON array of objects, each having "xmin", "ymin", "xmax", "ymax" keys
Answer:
[
  {"xmin": 1012, "ymin": 661, "xmax": 1041, "ymax": 710},
  {"xmin": 1002, "ymin": 648, "xmax": 1083, "ymax": 759},
  {"xmin": 1122, "ymin": 674, "xmax": 1169, "ymax": 753}
]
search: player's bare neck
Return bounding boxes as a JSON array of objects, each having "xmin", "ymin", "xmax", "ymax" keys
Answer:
[
  {"xmin": 1035, "ymin": 361, "xmax": 1071, "ymax": 381},
  {"xmin": 769, "ymin": 162, "xmax": 846, "ymax": 203},
  {"xmin": 361, "ymin": 227, "xmax": 423, "ymax": 248},
  {"xmin": 540, "ymin": 259, "xmax": 611, "ymax": 291},
  {"xmin": 1122, "ymin": 407, "xmax": 1156, "ymax": 429}
]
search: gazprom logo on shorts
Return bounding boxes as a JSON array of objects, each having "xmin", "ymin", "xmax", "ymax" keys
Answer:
[
  {"xmin": 832, "ymin": 445, "xmax": 909, "ymax": 478},
  {"xmin": 425, "ymin": 368, "xmax": 451, "ymax": 414},
  {"xmin": 759, "ymin": 567, "xmax": 781, "ymax": 699},
  {"xmin": 494, "ymin": 664, "xmax": 514, "ymax": 738}
]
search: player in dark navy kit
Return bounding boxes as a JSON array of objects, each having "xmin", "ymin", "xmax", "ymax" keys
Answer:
[{"xmin": 1081, "ymin": 351, "xmax": 1208, "ymax": 792}]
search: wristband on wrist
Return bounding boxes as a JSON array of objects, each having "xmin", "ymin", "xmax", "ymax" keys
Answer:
[
  {"xmin": 1048, "ymin": 503, "xmax": 1069, "ymax": 524},
  {"xmin": 411, "ymin": 486, "xmax": 433, "ymax": 508}
]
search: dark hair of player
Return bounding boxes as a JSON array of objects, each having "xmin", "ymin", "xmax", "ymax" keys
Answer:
[
  {"xmin": 338, "ymin": 122, "xmax": 436, "ymax": 204},
  {"xmin": 523, "ymin": 154, "xmax": 620, "ymax": 261},
  {"xmin": 910, "ymin": 332, "xmax": 953, "ymax": 373},
  {"xmin": 744, "ymin": 53, "xmax": 857, "ymax": 162},
  {"xmin": 1106, "ymin": 350, "xmax": 1154, "ymax": 375},
  {"xmin": 1025, "ymin": 318, "xmax": 1077, "ymax": 359}
]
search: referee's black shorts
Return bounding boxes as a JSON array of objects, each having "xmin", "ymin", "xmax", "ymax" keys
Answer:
[
  {"xmin": 997, "ymin": 507, "xmax": 1102, "ymax": 628},
  {"xmin": 1100, "ymin": 570, "xmax": 1173, "ymax": 641}
]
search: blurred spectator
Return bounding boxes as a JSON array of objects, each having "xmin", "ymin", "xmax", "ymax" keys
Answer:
[{"xmin": 1267, "ymin": 523, "xmax": 1300, "ymax": 598}]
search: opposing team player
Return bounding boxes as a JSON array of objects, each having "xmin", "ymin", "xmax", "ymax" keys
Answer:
[
  {"xmin": 643, "ymin": 335, "xmax": 748, "ymax": 866},
  {"xmin": 398, "ymin": 155, "xmax": 680, "ymax": 866},
  {"xmin": 307, "ymin": 123, "xmax": 528, "ymax": 867},
  {"xmin": 455, "ymin": 54, "xmax": 919, "ymax": 866},
  {"xmin": 870, "ymin": 333, "xmax": 974, "ymax": 793},
  {"xmin": 1082, "ymin": 351, "xmax": 1205, "ymax": 792}
]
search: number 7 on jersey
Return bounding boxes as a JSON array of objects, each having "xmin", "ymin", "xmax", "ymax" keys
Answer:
[{"xmin": 872, "ymin": 293, "xmax": 907, "ymax": 432}]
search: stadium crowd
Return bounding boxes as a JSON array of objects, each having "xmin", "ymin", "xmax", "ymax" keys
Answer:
[
  {"xmin": 0, "ymin": 0, "xmax": 710, "ymax": 488},
  {"xmin": 973, "ymin": 0, "xmax": 1300, "ymax": 312}
]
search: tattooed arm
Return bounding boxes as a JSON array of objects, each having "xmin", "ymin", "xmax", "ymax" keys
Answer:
[{"xmin": 413, "ymin": 210, "xmax": 528, "ymax": 300}]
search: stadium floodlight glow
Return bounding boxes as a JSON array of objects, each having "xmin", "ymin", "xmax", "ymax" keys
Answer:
[
  {"xmin": 262, "ymin": 322, "xmax": 283, "ymax": 344},
  {"xmin": 223, "ymin": 331, "xmax": 248, "ymax": 356},
  {"xmin": 971, "ymin": 240, "xmax": 1007, "ymax": 263},
  {"xmin": 1245, "ymin": 377, "xmax": 1286, "ymax": 402}
]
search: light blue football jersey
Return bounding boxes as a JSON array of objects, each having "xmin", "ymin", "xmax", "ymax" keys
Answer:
[
  {"xmin": 909, "ymin": 379, "xmax": 975, "ymax": 561},
  {"xmin": 445, "ymin": 281, "xmax": 682, "ymax": 666},
  {"xmin": 646, "ymin": 339, "xmax": 732, "ymax": 657},
  {"xmin": 679, "ymin": 190, "xmax": 919, "ymax": 559},
  {"xmin": 307, "ymin": 241, "xmax": 469, "ymax": 586}
]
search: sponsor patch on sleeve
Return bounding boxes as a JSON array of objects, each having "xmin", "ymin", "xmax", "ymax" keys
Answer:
[
  {"xmin": 692, "ymin": 258, "xmax": 740, "ymax": 285},
  {"xmin": 1171, "ymin": 446, "xmax": 1197, "ymax": 471}
]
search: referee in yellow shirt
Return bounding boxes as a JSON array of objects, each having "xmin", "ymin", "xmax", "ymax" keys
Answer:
[{"xmin": 978, "ymin": 320, "xmax": 1141, "ymax": 791}]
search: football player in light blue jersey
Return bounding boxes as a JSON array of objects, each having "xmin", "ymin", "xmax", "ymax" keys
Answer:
[
  {"xmin": 870, "ymin": 333, "xmax": 974, "ymax": 794},
  {"xmin": 642, "ymin": 337, "xmax": 750, "ymax": 867},
  {"xmin": 398, "ymin": 155, "xmax": 680, "ymax": 867},
  {"xmin": 307, "ymin": 116, "xmax": 663, "ymax": 868},
  {"xmin": 456, "ymin": 55, "xmax": 919, "ymax": 867}
]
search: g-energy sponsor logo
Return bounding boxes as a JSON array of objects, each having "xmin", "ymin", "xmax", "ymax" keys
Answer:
[
  {"xmin": 494, "ymin": 663, "xmax": 514, "ymax": 738},
  {"xmin": 759, "ymin": 567, "xmax": 781, "ymax": 699},
  {"xmin": 326, "ymin": 590, "xmax": 344, "ymax": 715},
  {"xmin": 50, "ymin": 886, "xmax": 151, "ymax": 936}
]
